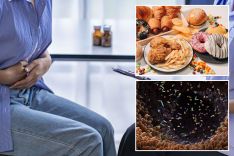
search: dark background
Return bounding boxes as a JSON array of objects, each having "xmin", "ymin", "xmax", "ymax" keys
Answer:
[{"xmin": 186, "ymin": 0, "xmax": 214, "ymax": 4}]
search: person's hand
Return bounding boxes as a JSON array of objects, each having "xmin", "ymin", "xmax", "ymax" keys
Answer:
[
  {"xmin": 10, "ymin": 56, "xmax": 51, "ymax": 89},
  {"xmin": 0, "ymin": 61, "xmax": 28, "ymax": 85}
]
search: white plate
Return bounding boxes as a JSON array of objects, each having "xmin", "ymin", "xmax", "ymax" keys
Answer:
[{"xmin": 144, "ymin": 36, "xmax": 194, "ymax": 73}]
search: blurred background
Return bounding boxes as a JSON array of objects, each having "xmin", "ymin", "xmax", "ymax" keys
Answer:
[{"xmin": 44, "ymin": 0, "xmax": 211, "ymax": 149}]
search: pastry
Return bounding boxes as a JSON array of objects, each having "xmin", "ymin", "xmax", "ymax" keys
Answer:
[
  {"xmin": 172, "ymin": 25, "xmax": 191, "ymax": 34},
  {"xmin": 136, "ymin": 6, "xmax": 181, "ymax": 40},
  {"xmin": 187, "ymin": 8, "xmax": 208, "ymax": 26},
  {"xmin": 152, "ymin": 6, "xmax": 166, "ymax": 20},
  {"xmin": 204, "ymin": 34, "xmax": 228, "ymax": 59},
  {"xmin": 190, "ymin": 32, "xmax": 209, "ymax": 53},
  {"xmin": 136, "ymin": 43, "xmax": 143, "ymax": 61},
  {"xmin": 206, "ymin": 25, "xmax": 227, "ymax": 35},
  {"xmin": 176, "ymin": 33, "xmax": 193, "ymax": 41},
  {"xmin": 136, "ymin": 6, "xmax": 152, "ymax": 22},
  {"xmin": 161, "ymin": 16, "xmax": 173, "ymax": 32},
  {"xmin": 165, "ymin": 6, "xmax": 181, "ymax": 19},
  {"xmin": 172, "ymin": 18, "xmax": 183, "ymax": 26},
  {"xmin": 148, "ymin": 18, "xmax": 161, "ymax": 34}
]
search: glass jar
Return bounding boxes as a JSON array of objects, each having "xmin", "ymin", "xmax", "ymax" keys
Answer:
[
  {"xmin": 102, "ymin": 25, "xmax": 112, "ymax": 47},
  {"xmin": 93, "ymin": 25, "xmax": 102, "ymax": 46}
]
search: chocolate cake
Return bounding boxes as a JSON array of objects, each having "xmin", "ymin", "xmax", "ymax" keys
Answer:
[{"xmin": 136, "ymin": 81, "xmax": 228, "ymax": 150}]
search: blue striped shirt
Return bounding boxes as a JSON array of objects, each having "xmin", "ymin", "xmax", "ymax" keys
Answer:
[
  {"xmin": 213, "ymin": 0, "xmax": 234, "ymax": 155},
  {"xmin": 0, "ymin": 0, "xmax": 52, "ymax": 152}
]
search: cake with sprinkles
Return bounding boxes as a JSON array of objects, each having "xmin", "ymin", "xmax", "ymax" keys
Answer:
[{"xmin": 136, "ymin": 81, "xmax": 228, "ymax": 150}]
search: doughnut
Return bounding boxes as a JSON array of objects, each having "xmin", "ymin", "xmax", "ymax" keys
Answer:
[
  {"xmin": 190, "ymin": 32, "xmax": 209, "ymax": 53},
  {"xmin": 204, "ymin": 34, "xmax": 228, "ymax": 59},
  {"xmin": 136, "ymin": 81, "xmax": 228, "ymax": 150}
]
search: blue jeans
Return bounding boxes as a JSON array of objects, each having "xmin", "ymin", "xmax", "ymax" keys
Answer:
[{"xmin": 1, "ymin": 87, "xmax": 116, "ymax": 156}]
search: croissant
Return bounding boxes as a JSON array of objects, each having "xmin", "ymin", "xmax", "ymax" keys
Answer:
[
  {"xmin": 136, "ymin": 6, "xmax": 152, "ymax": 22},
  {"xmin": 148, "ymin": 18, "xmax": 161, "ymax": 34},
  {"xmin": 165, "ymin": 6, "xmax": 181, "ymax": 19},
  {"xmin": 152, "ymin": 6, "xmax": 166, "ymax": 20},
  {"xmin": 161, "ymin": 16, "xmax": 173, "ymax": 32}
]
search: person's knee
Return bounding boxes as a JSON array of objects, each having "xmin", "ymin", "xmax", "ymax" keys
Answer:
[
  {"xmin": 88, "ymin": 128, "xmax": 103, "ymax": 146},
  {"xmin": 72, "ymin": 126, "xmax": 103, "ymax": 156},
  {"xmin": 98, "ymin": 117, "xmax": 115, "ymax": 137},
  {"xmin": 87, "ymin": 129, "xmax": 103, "ymax": 152}
]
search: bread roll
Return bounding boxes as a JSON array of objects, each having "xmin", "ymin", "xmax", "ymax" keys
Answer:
[
  {"xmin": 187, "ymin": 8, "xmax": 208, "ymax": 26},
  {"xmin": 136, "ymin": 6, "xmax": 152, "ymax": 22}
]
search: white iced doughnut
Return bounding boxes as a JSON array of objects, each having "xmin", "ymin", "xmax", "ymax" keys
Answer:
[{"xmin": 204, "ymin": 34, "xmax": 228, "ymax": 59}]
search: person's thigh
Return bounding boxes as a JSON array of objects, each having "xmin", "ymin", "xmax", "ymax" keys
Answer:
[
  {"xmin": 30, "ymin": 88, "xmax": 113, "ymax": 134},
  {"xmin": 29, "ymin": 88, "xmax": 116, "ymax": 156},
  {"xmin": 1, "ymin": 103, "xmax": 103, "ymax": 156}
]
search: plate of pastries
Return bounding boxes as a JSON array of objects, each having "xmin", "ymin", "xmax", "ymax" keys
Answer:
[
  {"xmin": 136, "ymin": 6, "xmax": 183, "ymax": 42},
  {"xmin": 136, "ymin": 6, "xmax": 228, "ymax": 73}
]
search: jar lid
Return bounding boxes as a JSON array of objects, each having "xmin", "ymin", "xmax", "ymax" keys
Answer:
[
  {"xmin": 94, "ymin": 25, "xmax": 101, "ymax": 30},
  {"xmin": 103, "ymin": 25, "xmax": 111, "ymax": 31}
]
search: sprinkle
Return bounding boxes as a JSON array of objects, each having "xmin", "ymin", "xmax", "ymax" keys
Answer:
[
  {"xmin": 178, "ymin": 93, "xmax": 181, "ymax": 97},
  {"xmin": 157, "ymin": 100, "xmax": 164, "ymax": 108}
]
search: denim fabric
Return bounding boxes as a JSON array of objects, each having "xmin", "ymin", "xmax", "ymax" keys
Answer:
[{"xmin": 0, "ymin": 87, "xmax": 116, "ymax": 156}]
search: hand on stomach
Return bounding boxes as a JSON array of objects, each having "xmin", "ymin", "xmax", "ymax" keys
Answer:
[
  {"xmin": 0, "ymin": 61, "xmax": 28, "ymax": 86},
  {"xmin": 0, "ymin": 52, "xmax": 51, "ymax": 89},
  {"xmin": 9, "ymin": 55, "xmax": 52, "ymax": 89}
]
